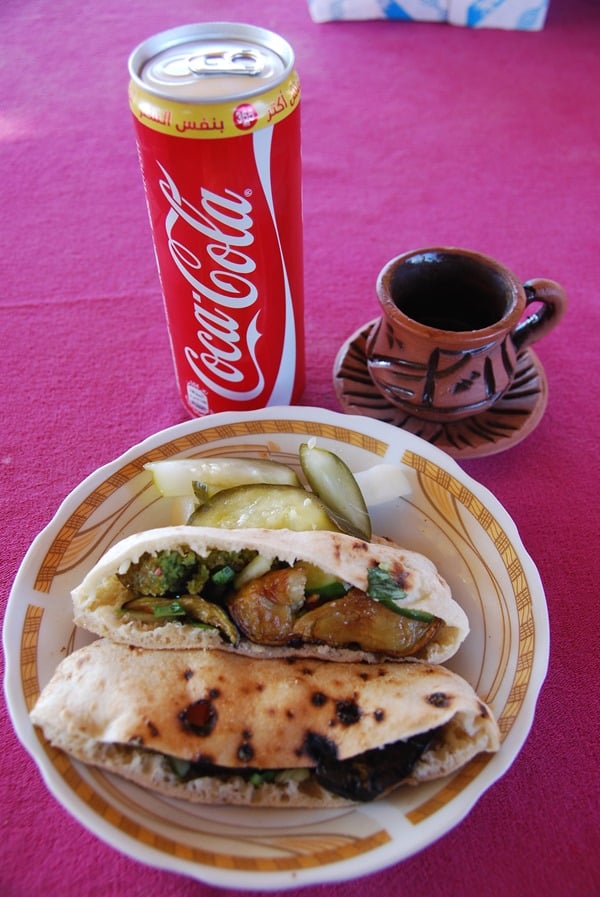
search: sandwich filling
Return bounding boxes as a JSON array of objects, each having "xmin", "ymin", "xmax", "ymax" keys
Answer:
[
  {"xmin": 115, "ymin": 545, "xmax": 441, "ymax": 658},
  {"xmin": 162, "ymin": 725, "xmax": 441, "ymax": 802},
  {"xmin": 71, "ymin": 526, "xmax": 470, "ymax": 664}
]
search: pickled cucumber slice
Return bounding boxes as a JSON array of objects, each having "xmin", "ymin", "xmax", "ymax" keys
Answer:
[
  {"xmin": 145, "ymin": 457, "xmax": 300, "ymax": 498},
  {"xmin": 299, "ymin": 443, "xmax": 371, "ymax": 541},
  {"xmin": 188, "ymin": 484, "xmax": 340, "ymax": 532}
]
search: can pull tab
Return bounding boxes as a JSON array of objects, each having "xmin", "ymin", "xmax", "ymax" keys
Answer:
[{"xmin": 187, "ymin": 49, "xmax": 265, "ymax": 77}]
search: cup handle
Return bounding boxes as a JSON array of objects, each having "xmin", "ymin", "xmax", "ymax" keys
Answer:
[{"xmin": 511, "ymin": 278, "xmax": 568, "ymax": 352}]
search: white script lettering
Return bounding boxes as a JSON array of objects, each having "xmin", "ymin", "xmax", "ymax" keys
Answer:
[{"xmin": 156, "ymin": 163, "xmax": 265, "ymax": 400}]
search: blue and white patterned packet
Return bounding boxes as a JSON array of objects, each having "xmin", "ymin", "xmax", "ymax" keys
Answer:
[{"xmin": 306, "ymin": 0, "xmax": 549, "ymax": 29}]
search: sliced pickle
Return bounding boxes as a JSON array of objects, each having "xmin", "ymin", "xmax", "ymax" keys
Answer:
[
  {"xmin": 188, "ymin": 484, "xmax": 340, "ymax": 532},
  {"xmin": 145, "ymin": 457, "xmax": 300, "ymax": 498},
  {"xmin": 178, "ymin": 596, "xmax": 239, "ymax": 645},
  {"xmin": 299, "ymin": 443, "xmax": 371, "ymax": 541},
  {"xmin": 292, "ymin": 589, "xmax": 441, "ymax": 658}
]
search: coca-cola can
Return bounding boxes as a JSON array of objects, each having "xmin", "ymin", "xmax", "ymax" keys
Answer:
[{"xmin": 128, "ymin": 23, "xmax": 304, "ymax": 417}]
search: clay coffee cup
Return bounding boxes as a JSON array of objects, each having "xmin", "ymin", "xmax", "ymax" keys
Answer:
[{"xmin": 365, "ymin": 247, "xmax": 568, "ymax": 422}]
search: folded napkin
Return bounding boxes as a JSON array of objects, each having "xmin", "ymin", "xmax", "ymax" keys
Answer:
[{"xmin": 307, "ymin": 0, "xmax": 549, "ymax": 29}]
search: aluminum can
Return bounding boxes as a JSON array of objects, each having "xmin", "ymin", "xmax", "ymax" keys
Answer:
[{"xmin": 128, "ymin": 23, "xmax": 304, "ymax": 417}]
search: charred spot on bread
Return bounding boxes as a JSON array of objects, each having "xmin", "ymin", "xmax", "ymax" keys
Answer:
[
  {"xmin": 183, "ymin": 669, "xmax": 194, "ymax": 680},
  {"xmin": 391, "ymin": 567, "xmax": 410, "ymax": 589},
  {"xmin": 335, "ymin": 699, "xmax": 361, "ymax": 726},
  {"xmin": 146, "ymin": 720, "xmax": 159, "ymax": 737},
  {"xmin": 374, "ymin": 708, "xmax": 385, "ymax": 722},
  {"xmin": 427, "ymin": 692, "xmax": 451, "ymax": 708},
  {"xmin": 192, "ymin": 751, "xmax": 215, "ymax": 765},
  {"xmin": 179, "ymin": 698, "xmax": 218, "ymax": 736},
  {"xmin": 237, "ymin": 737, "xmax": 254, "ymax": 762},
  {"xmin": 311, "ymin": 691, "xmax": 328, "ymax": 707}
]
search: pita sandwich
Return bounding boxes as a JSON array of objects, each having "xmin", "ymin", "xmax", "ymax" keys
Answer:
[
  {"xmin": 30, "ymin": 639, "xmax": 500, "ymax": 807},
  {"xmin": 71, "ymin": 525, "xmax": 469, "ymax": 664}
]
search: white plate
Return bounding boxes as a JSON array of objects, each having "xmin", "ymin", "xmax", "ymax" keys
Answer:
[{"xmin": 3, "ymin": 407, "xmax": 548, "ymax": 890}]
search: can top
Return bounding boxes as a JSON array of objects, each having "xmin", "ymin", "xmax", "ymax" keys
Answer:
[{"xmin": 129, "ymin": 23, "xmax": 294, "ymax": 102}]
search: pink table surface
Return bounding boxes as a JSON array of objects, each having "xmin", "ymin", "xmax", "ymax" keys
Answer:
[{"xmin": 1, "ymin": 0, "xmax": 599, "ymax": 895}]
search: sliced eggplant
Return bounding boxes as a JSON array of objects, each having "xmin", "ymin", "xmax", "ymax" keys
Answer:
[
  {"xmin": 227, "ymin": 566, "xmax": 306, "ymax": 645},
  {"xmin": 292, "ymin": 588, "xmax": 441, "ymax": 658},
  {"xmin": 178, "ymin": 596, "xmax": 239, "ymax": 645}
]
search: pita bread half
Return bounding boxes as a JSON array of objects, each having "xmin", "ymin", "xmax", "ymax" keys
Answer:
[
  {"xmin": 71, "ymin": 526, "xmax": 468, "ymax": 663},
  {"xmin": 30, "ymin": 639, "xmax": 499, "ymax": 808}
]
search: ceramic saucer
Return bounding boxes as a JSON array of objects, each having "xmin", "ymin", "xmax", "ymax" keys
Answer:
[{"xmin": 333, "ymin": 319, "xmax": 548, "ymax": 459}]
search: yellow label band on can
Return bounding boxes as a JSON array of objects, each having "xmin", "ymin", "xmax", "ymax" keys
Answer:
[{"xmin": 129, "ymin": 71, "xmax": 301, "ymax": 139}]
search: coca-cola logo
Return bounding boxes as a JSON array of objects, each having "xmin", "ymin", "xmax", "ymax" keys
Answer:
[{"xmin": 156, "ymin": 162, "xmax": 264, "ymax": 401}]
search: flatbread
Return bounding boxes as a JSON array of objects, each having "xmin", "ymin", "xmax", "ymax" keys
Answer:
[
  {"xmin": 71, "ymin": 526, "xmax": 468, "ymax": 663},
  {"xmin": 31, "ymin": 639, "xmax": 499, "ymax": 808}
]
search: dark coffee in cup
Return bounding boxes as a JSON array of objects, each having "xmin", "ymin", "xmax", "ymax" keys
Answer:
[{"xmin": 388, "ymin": 250, "xmax": 510, "ymax": 332}]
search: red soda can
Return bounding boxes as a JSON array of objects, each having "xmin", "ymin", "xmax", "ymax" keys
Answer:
[{"xmin": 128, "ymin": 23, "xmax": 304, "ymax": 417}]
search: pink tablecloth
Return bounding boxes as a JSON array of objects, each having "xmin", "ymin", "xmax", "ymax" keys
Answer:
[{"xmin": 1, "ymin": 1, "xmax": 599, "ymax": 895}]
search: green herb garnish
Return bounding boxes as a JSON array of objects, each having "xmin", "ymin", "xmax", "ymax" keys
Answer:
[
  {"xmin": 152, "ymin": 599, "xmax": 186, "ymax": 618},
  {"xmin": 169, "ymin": 756, "xmax": 192, "ymax": 779},
  {"xmin": 248, "ymin": 770, "xmax": 278, "ymax": 786},
  {"xmin": 211, "ymin": 565, "xmax": 236, "ymax": 586},
  {"xmin": 367, "ymin": 565, "xmax": 408, "ymax": 602},
  {"xmin": 367, "ymin": 565, "xmax": 436, "ymax": 622}
]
